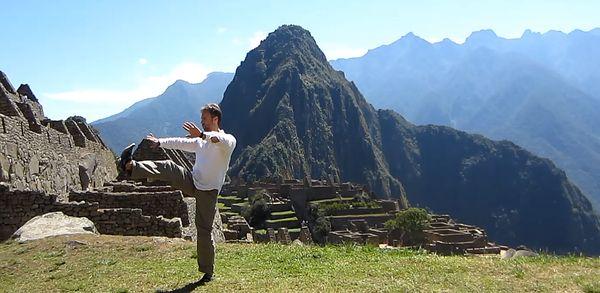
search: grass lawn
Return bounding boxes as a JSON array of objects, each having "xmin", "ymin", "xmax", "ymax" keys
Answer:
[
  {"xmin": 327, "ymin": 213, "xmax": 388, "ymax": 219},
  {"xmin": 309, "ymin": 197, "xmax": 355, "ymax": 204},
  {"xmin": 271, "ymin": 210, "xmax": 296, "ymax": 217},
  {"xmin": 266, "ymin": 217, "xmax": 299, "ymax": 223},
  {"xmin": 0, "ymin": 234, "xmax": 599, "ymax": 292}
]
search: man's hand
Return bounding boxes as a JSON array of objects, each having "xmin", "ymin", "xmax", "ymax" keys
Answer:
[
  {"xmin": 146, "ymin": 133, "xmax": 160, "ymax": 149},
  {"xmin": 183, "ymin": 121, "xmax": 203, "ymax": 138}
]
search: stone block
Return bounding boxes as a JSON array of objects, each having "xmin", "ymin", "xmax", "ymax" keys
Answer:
[{"xmin": 5, "ymin": 142, "xmax": 18, "ymax": 158}]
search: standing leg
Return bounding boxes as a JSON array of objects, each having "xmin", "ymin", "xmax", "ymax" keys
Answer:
[{"xmin": 195, "ymin": 189, "xmax": 219, "ymax": 275}]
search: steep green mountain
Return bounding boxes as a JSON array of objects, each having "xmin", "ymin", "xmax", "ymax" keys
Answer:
[
  {"xmin": 92, "ymin": 72, "xmax": 233, "ymax": 152},
  {"xmin": 220, "ymin": 25, "xmax": 600, "ymax": 254},
  {"xmin": 331, "ymin": 30, "xmax": 600, "ymax": 208},
  {"xmin": 220, "ymin": 26, "xmax": 405, "ymax": 198}
]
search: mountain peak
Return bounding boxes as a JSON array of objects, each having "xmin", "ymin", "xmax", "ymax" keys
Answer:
[
  {"xmin": 247, "ymin": 24, "xmax": 328, "ymax": 69},
  {"xmin": 403, "ymin": 32, "xmax": 417, "ymax": 38},
  {"xmin": 393, "ymin": 32, "xmax": 430, "ymax": 46},
  {"xmin": 262, "ymin": 25, "xmax": 319, "ymax": 50},
  {"xmin": 465, "ymin": 29, "xmax": 499, "ymax": 46},
  {"xmin": 172, "ymin": 79, "xmax": 191, "ymax": 86},
  {"xmin": 435, "ymin": 38, "xmax": 459, "ymax": 48},
  {"xmin": 269, "ymin": 24, "xmax": 313, "ymax": 40},
  {"xmin": 521, "ymin": 29, "xmax": 542, "ymax": 38}
]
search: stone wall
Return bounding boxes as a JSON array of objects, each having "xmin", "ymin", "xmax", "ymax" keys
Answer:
[
  {"xmin": 0, "ymin": 71, "xmax": 117, "ymax": 200},
  {"xmin": 69, "ymin": 189, "xmax": 190, "ymax": 226},
  {"xmin": 328, "ymin": 214, "xmax": 394, "ymax": 231},
  {"xmin": 0, "ymin": 185, "xmax": 182, "ymax": 240},
  {"xmin": 0, "ymin": 113, "xmax": 116, "ymax": 199}
]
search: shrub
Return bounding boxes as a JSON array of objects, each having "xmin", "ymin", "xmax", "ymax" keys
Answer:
[
  {"xmin": 307, "ymin": 203, "xmax": 331, "ymax": 245},
  {"xmin": 319, "ymin": 200, "xmax": 381, "ymax": 215},
  {"xmin": 385, "ymin": 207, "xmax": 431, "ymax": 246},
  {"xmin": 242, "ymin": 189, "xmax": 272, "ymax": 229}
]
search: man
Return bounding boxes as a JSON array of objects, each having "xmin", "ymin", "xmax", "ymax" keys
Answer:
[{"xmin": 118, "ymin": 103, "xmax": 236, "ymax": 283}]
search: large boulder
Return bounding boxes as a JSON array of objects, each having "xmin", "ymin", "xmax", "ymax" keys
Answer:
[{"xmin": 11, "ymin": 212, "xmax": 98, "ymax": 242}]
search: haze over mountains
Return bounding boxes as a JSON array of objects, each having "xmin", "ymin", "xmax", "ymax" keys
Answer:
[
  {"xmin": 92, "ymin": 72, "xmax": 233, "ymax": 152},
  {"xmin": 330, "ymin": 28, "xmax": 600, "ymax": 207},
  {"xmin": 93, "ymin": 26, "xmax": 600, "ymax": 253}
]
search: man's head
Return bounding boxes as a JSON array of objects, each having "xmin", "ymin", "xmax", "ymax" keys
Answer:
[{"xmin": 200, "ymin": 103, "xmax": 222, "ymax": 132}]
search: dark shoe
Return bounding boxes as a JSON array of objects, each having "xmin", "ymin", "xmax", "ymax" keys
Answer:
[
  {"xmin": 199, "ymin": 273, "xmax": 213, "ymax": 284},
  {"xmin": 118, "ymin": 143, "xmax": 136, "ymax": 174}
]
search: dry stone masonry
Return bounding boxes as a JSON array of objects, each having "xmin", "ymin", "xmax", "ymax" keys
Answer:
[
  {"xmin": 0, "ymin": 71, "xmax": 116, "ymax": 198},
  {"xmin": 219, "ymin": 177, "xmax": 505, "ymax": 253}
]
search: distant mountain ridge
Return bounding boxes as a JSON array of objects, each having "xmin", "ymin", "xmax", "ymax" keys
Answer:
[
  {"xmin": 219, "ymin": 25, "xmax": 600, "ymax": 254},
  {"xmin": 92, "ymin": 72, "xmax": 233, "ymax": 152},
  {"xmin": 331, "ymin": 28, "xmax": 600, "ymax": 208}
]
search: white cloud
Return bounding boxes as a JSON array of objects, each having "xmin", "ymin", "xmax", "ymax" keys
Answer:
[
  {"xmin": 216, "ymin": 27, "xmax": 227, "ymax": 34},
  {"xmin": 231, "ymin": 37, "xmax": 242, "ymax": 46},
  {"xmin": 320, "ymin": 43, "xmax": 368, "ymax": 60},
  {"xmin": 248, "ymin": 31, "xmax": 267, "ymax": 49},
  {"xmin": 138, "ymin": 58, "xmax": 148, "ymax": 65},
  {"xmin": 42, "ymin": 62, "xmax": 212, "ymax": 120}
]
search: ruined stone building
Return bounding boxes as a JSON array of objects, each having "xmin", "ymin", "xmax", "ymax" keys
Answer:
[
  {"xmin": 0, "ymin": 71, "xmax": 116, "ymax": 197},
  {"xmin": 0, "ymin": 71, "xmax": 223, "ymax": 242}
]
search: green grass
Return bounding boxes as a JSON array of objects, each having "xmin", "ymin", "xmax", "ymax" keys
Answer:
[
  {"xmin": 266, "ymin": 217, "xmax": 299, "ymax": 223},
  {"xmin": 328, "ymin": 213, "xmax": 388, "ymax": 219},
  {"xmin": 1, "ymin": 234, "xmax": 599, "ymax": 292},
  {"xmin": 218, "ymin": 204, "xmax": 232, "ymax": 212},
  {"xmin": 222, "ymin": 211, "xmax": 240, "ymax": 217},
  {"xmin": 271, "ymin": 210, "xmax": 296, "ymax": 217},
  {"xmin": 309, "ymin": 197, "xmax": 354, "ymax": 204}
]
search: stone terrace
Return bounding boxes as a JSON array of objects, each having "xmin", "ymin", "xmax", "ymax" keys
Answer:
[
  {"xmin": 218, "ymin": 176, "xmax": 404, "ymax": 244},
  {"xmin": 0, "ymin": 183, "xmax": 182, "ymax": 240}
]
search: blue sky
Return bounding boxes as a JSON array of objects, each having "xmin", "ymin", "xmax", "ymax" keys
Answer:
[{"xmin": 1, "ymin": 0, "xmax": 599, "ymax": 121}]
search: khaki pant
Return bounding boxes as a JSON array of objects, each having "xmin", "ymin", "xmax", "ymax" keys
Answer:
[{"xmin": 131, "ymin": 159, "xmax": 218, "ymax": 274}]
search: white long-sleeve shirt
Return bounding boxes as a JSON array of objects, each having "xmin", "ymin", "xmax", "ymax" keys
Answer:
[{"xmin": 158, "ymin": 129, "xmax": 236, "ymax": 192}]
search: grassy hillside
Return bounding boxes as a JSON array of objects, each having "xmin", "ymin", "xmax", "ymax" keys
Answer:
[{"xmin": 1, "ymin": 235, "xmax": 599, "ymax": 292}]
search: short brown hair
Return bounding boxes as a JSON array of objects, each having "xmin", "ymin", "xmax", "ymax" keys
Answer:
[{"xmin": 201, "ymin": 103, "xmax": 222, "ymax": 125}]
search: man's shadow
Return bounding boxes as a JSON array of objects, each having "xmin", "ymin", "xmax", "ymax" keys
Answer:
[{"xmin": 155, "ymin": 279, "xmax": 208, "ymax": 293}]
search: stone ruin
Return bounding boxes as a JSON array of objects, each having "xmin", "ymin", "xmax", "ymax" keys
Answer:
[
  {"xmin": 220, "ymin": 176, "xmax": 505, "ymax": 254},
  {"xmin": 328, "ymin": 219, "xmax": 387, "ymax": 245},
  {"xmin": 0, "ymin": 71, "xmax": 224, "ymax": 242},
  {"xmin": 421, "ymin": 214, "xmax": 507, "ymax": 255},
  {"xmin": 218, "ymin": 176, "xmax": 401, "ymax": 244},
  {"xmin": 250, "ymin": 226, "xmax": 313, "ymax": 245},
  {"xmin": 0, "ymin": 71, "xmax": 116, "ymax": 197}
]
